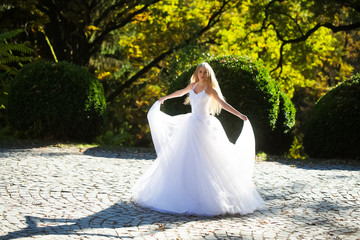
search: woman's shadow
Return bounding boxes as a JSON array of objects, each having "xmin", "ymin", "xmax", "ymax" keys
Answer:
[{"xmin": 0, "ymin": 201, "xmax": 217, "ymax": 239}]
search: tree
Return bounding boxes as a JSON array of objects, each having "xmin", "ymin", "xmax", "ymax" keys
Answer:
[
  {"xmin": 1, "ymin": 0, "xmax": 232, "ymax": 102},
  {"xmin": 105, "ymin": 0, "xmax": 231, "ymax": 102},
  {"xmin": 1, "ymin": 0, "xmax": 161, "ymax": 66},
  {"xmin": 253, "ymin": 0, "xmax": 359, "ymax": 82},
  {"xmin": 210, "ymin": 0, "xmax": 360, "ymax": 96}
]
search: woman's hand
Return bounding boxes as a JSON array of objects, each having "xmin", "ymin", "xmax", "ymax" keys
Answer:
[
  {"xmin": 239, "ymin": 113, "xmax": 248, "ymax": 121},
  {"xmin": 159, "ymin": 97, "xmax": 167, "ymax": 104}
]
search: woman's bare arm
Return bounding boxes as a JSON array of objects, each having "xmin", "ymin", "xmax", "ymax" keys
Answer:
[
  {"xmin": 207, "ymin": 88, "xmax": 248, "ymax": 121},
  {"xmin": 159, "ymin": 83, "xmax": 196, "ymax": 104}
]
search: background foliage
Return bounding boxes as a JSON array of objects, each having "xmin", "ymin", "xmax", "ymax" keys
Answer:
[
  {"xmin": 1, "ymin": 0, "xmax": 359, "ymax": 158},
  {"xmin": 0, "ymin": 29, "xmax": 34, "ymax": 127},
  {"xmin": 303, "ymin": 73, "xmax": 360, "ymax": 159},
  {"xmin": 8, "ymin": 60, "xmax": 106, "ymax": 141}
]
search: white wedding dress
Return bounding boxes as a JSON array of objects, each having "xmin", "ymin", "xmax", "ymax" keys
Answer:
[{"xmin": 132, "ymin": 85, "xmax": 264, "ymax": 216}]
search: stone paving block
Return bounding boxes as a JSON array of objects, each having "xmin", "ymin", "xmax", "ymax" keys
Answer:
[{"xmin": 204, "ymin": 235, "xmax": 218, "ymax": 240}]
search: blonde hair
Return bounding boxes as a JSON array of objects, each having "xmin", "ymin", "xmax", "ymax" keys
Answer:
[{"xmin": 184, "ymin": 62, "xmax": 225, "ymax": 115}]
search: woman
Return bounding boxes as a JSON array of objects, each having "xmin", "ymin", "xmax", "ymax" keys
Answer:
[{"xmin": 132, "ymin": 62, "xmax": 264, "ymax": 216}]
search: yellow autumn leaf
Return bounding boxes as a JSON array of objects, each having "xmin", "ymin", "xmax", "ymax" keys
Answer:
[{"xmin": 86, "ymin": 25, "xmax": 101, "ymax": 31}]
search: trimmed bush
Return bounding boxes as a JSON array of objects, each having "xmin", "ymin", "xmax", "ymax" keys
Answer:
[
  {"xmin": 8, "ymin": 60, "xmax": 106, "ymax": 141},
  {"xmin": 270, "ymin": 91, "xmax": 296, "ymax": 153},
  {"xmin": 164, "ymin": 55, "xmax": 296, "ymax": 154},
  {"xmin": 304, "ymin": 73, "xmax": 360, "ymax": 159}
]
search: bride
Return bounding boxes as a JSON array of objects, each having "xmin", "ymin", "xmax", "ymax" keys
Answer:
[{"xmin": 132, "ymin": 62, "xmax": 264, "ymax": 216}]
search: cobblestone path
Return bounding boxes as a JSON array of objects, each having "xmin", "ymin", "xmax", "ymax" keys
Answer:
[{"xmin": 0, "ymin": 146, "xmax": 359, "ymax": 240}]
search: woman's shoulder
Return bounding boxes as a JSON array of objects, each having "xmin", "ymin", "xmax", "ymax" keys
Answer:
[
  {"xmin": 185, "ymin": 82, "xmax": 197, "ymax": 90},
  {"xmin": 206, "ymin": 86, "xmax": 217, "ymax": 95},
  {"xmin": 189, "ymin": 82, "xmax": 197, "ymax": 87}
]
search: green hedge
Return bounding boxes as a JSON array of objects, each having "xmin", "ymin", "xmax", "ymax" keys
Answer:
[
  {"xmin": 270, "ymin": 91, "xmax": 296, "ymax": 153},
  {"xmin": 164, "ymin": 56, "xmax": 296, "ymax": 154},
  {"xmin": 8, "ymin": 60, "xmax": 106, "ymax": 141},
  {"xmin": 304, "ymin": 73, "xmax": 360, "ymax": 159}
]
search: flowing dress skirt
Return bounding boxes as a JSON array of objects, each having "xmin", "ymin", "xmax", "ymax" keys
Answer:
[{"xmin": 132, "ymin": 101, "xmax": 264, "ymax": 216}]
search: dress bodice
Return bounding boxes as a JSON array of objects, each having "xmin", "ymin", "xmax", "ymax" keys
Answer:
[{"xmin": 189, "ymin": 89, "xmax": 211, "ymax": 116}]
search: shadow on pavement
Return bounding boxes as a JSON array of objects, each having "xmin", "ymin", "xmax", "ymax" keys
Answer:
[
  {"xmin": 0, "ymin": 145, "xmax": 157, "ymax": 160},
  {"xmin": 263, "ymin": 156, "xmax": 360, "ymax": 171},
  {"xmin": 0, "ymin": 201, "xmax": 220, "ymax": 239},
  {"xmin": 2, "ymin": 197, "xmax": 359, "ymax": 239},
  {"xmin": 83, "ymin": 146, "xmax": 156, "ymax": 160}
]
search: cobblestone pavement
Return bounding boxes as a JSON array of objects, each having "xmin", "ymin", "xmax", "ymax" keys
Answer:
[{"xmin": 0, "ymin": 146, "xmax": 359, "ymax": 240}]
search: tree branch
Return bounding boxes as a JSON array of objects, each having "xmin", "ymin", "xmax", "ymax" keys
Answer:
[
  {"xmin": 93, "ymin": 0, "xmax": 129, "ymax": 26},
  {"xmin": 243, "ymin": 0, "xmax": 280, "ymax": 42},
  {"xmin": 106, "ymin": 0, "xmax": 231, "ymax": 103},
  {"xmin": 246, "ymin": 0, "xmax": 360, "ymax": 77},
  {"xmin": 106, "ymin": 49, "xmax": 173, "ymax": 103},
  {"xmin": 269, "ymin": 20, "xmax": 360, "ymax": 75},
  {"xmin": 89, "ymin": 0, "xmax": 160, "ymax": 56},
  {"xmin": 89, "ymin": 0, "xmax": 99, "ymax": 9},
  {"xmin": 270, "ymin": 42, "xmax": 284, "ymax": 75},
  {"xmin": 322, "ymin": 21, "xmax": 360, "ymax": 33},
  {"xmin": 270, "ymin": 10, "xmax": 304, "ymax": 37},
  {"xmin": 269, "ymin": 22, "xmax": 321, "ymax": 75},
  {"xmin": 243, "ymin": 0, "xmax": 360, "ymax": 76}
]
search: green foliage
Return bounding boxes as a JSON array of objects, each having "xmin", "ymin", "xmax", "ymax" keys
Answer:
[
  {"xmin": 0, "ymin": 75, "xmax": 10, "ymax": 127},
  {"xmin": 96, "ymin": 65, "xmax": 167, "ymax": 147},
  {"xmin": 0, "ymin": 29, "xmax": 33, "ymax": 75},
  {"xmin": 4, "ymin": 0, "xmax": 358, "ymax": 151},
  {"xmin": 0, "ymin": 29, "xmax": 34, "ymax": 127},
  {"xmin": 164, "ymin": 55, "xmax": 296, "ymax": 154},
  {"xmin": 303, "ymin": 73, "xmax": 360, "ymax": 159},
  {"xmin": 212, "ymin": 0, "xmax": 359, "ymax": 97},
  {"xmin": 271, "ymin": 91, "xmax": 296, "ymax": 153},
  {"xmin": 162, "ymin": 44, "xmax": 211, "ymax": 87},
  {"xmin": 95, "ymin": 130, "xmax": 132, "ymax": 146},
  {"xmin": 8, "ymin": 60, "xmax": 106, "ymax": 141}
]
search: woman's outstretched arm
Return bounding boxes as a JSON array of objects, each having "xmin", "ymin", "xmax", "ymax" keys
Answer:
[
  {"xmin": 208, "ymin": 88, "xmax": 248, "ymax": 121},
  {"xmin": 159, "ymin": 83, "xmax": 196, "ymax": 104}
]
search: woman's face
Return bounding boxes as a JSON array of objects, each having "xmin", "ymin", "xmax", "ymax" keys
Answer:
[{"xmin": 197, "ymin": 66, "xmax": 208, "ymax": 82}]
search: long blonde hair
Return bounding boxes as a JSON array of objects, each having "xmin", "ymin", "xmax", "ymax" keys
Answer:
[{"xmin": 184, "ymin": 62, "xmax": 225, "ymax": 115}]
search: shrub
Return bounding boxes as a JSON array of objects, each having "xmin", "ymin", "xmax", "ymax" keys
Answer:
[
  {"xmin": 164, "ymin": 55, "xmax": 295, "ymax": 154},
  {"xmin": 270, "ymin": 91, "xmax": 296, "ymax": 153},
  {"xmin": 8, "ymin": 60, "xmax": 106, "ymax": 141},
  {"xmin": 303, "ymin": 73, "xmax": 360, "ymax": 159}
]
